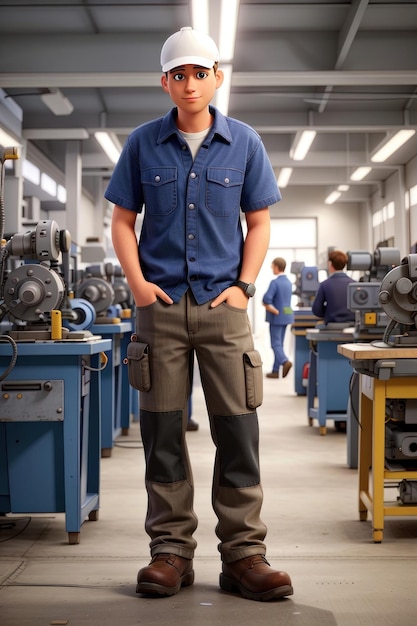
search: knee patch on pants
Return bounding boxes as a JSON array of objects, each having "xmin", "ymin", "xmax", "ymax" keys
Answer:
[
  {"xmin": 140, "ymin": 409, "xmax": 186, "ymax": 483},
  {"xmin": 213, "ymin": 413, "xmax": 260, "ymax": 488}
]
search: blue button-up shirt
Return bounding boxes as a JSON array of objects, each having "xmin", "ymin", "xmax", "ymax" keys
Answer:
[
  {"xmin": 263, "ymin": 275, "xmax": 294, "ymax": 326},
  {"xmin": 104, "ymin": 106, "xmax": 281, "ymax": 304}
]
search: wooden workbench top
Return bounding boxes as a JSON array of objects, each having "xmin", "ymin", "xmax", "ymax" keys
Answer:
[{"xmin": 338, "ymin": 342, "xmax": 417, "ymax": 360}]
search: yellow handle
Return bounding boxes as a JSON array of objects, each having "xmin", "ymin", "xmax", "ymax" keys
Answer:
[
  {"xmin": 4, "ymin": 147, "xmax": 19, "ymax": 160},
  {"xmin": 51, "ymin": 310, "xmax": 62, "ymax": 340}
]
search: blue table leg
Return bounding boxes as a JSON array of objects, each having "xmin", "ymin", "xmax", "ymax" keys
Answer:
[{"xmin": 294, "ymin": 334, "xmax": 310, "ymax": 396}]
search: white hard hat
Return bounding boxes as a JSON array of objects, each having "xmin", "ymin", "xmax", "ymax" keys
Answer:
[{"xmin": 161, "ymin": 26, "xmax": 219, "ymax": 73}]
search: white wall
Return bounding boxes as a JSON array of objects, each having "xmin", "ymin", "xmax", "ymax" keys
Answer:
[
  {"xmin": 407, "ymin": 154, "xmax": 417, "ymax": 249},
  {"xmin": 269, "ymin": 186, "xmax": 364, "ymax": 259},
  {"xmin": 369, "ymin": 169, "xmax": 407, "ymax": 255}
]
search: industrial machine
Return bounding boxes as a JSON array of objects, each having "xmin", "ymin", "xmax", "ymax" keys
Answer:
[
  {"xmin": 385, "ymin": 396, "xmax": 417, "ymax": 503},
  {"xmin": 372, "ymin": 253, "xmax": 417, "ymax": 502},
  {"xmin": 73, "ymin": 262, "xmax": 132, "ymax": 323},
  {"xmin": 0, "ymin": 144, "xmax": 102, "ymax": 340},
  {"xmin": 289, "ymin": 261, "xmax": 321, "ymax": 395},
  {"xmin": 291, "ymin": 261, "xmax": 320, "ymax": 307},
  {"xmin": 0, "ymin": 144, "xmax": 113, "ymax": 542},
  {"xmin": 346, "ymin": 247, "xmax": 401, "ymax": 338},
  {"xmin": 0, "ymin": 220, "xmax": 74, "ymax": 337},
  {"xmin": 378, "ymin": 253, "xmax": 417, "ymax": 346}
]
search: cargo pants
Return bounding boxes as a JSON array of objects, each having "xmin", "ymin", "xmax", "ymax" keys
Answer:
[{"xmin": 128, "ymin": 290, "xmax": 267, "ymax": 564}]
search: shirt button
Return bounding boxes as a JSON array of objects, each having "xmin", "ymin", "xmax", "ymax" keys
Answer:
[
  {"xmin": 154, "ymin": 175, "xmax": 161, "ymax": 182},
  {"xmin": 224, "ymin": 177, "xmax": 230, "ymax": 184},
  {"xmin": 188, "ymin": 203, "xmax": 195, "ymax": 210},
  {"xmin": 189, "ymin": 257, "xmax": 195, "ymax": 262},
  {"xmin": 188, "ymin": 234, "xmax": 195, "ymax": 240},
  {"xmin": 190, "ymin": 275, "xmax": 197, "ymax": 281},
  {"xmin": 190, "ymin": 172, "xmax": 197, "ymax": 179}
]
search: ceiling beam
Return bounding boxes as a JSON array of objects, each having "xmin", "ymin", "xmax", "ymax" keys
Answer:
[
  {"xmin": 336, "ymin": 0, "xmax": 369, "ymax": 70},
  {"xmin": 2, "ymin": 70, "xmax": 417, "ymax": 89}
]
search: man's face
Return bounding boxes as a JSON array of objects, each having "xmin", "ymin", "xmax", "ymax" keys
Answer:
[{"xmin": 161, "ymin": 64, "xmax": 223, "ymax": 113}]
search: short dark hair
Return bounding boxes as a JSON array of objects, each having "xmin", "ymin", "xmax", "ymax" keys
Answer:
[
  {"xmin": 273, "ymin": 257, "xmax": 286, "ymax": 271},
  {"xmin": 329, "ymin": 250, "xmax": 348, "ymax": 271}
]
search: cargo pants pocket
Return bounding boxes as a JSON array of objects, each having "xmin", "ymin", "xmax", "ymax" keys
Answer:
[
  {"xmin": 243, "ymin": 350, "xmax": 263, "ymax": 409},
  {"xmin": 125, "ymin": 340, "xmax": 151, "ymax": 391}
]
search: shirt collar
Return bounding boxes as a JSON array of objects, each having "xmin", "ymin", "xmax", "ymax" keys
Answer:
[{"xmin": 157, "ymin": 105, "xmax": 233, "ymax": 145}]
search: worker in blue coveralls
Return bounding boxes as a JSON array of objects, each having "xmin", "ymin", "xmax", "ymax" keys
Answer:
[
  {"xmin": 105, "ymin": 26, "xmax": 293, "ymax": 602},
  {"xmin": 262, "ymin": 257, "xmax": 294, "ymax": 379}
]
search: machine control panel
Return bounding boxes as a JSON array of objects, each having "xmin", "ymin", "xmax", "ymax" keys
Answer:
[{"xmin": 0, "ymin": 379, "xmax": 64, "ymax": 421}]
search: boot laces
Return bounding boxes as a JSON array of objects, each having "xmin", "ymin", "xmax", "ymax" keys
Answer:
[{"xmin": 250, "ymin": 555, "xmax": 270, "ymax": 568}]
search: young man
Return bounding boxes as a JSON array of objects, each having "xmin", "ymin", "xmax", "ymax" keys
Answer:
[
  {"xmin": 105, "ymin": 27, "xmax": 293, "ymax": 602},
  {"xmin": 312, "ymin": 250, "xmax": 355, "ymax": 324},
  {"xmin": 262, "ymin": 257, "xmax": 294, "ymax": 378}
]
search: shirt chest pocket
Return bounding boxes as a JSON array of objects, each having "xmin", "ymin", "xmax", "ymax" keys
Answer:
[
  {"xmin": 141, "ymin": 167, "xmax": 178, "ymax": 215},
  {"xmin": 206, "ymin": 168, "xmax": 244, "ymax": 216}
]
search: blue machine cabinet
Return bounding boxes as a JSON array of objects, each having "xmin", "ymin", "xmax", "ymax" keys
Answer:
[
  {"xmin": 306, "ymin": 329, "xmax": 354, "ymax": 435},
  {"xmin": 0, "ymin": 338, "xmax": 111, "ymax": 544},
  {"xmin": 91, "ymin": 321, "xmax": 132, "ymax": 457},
  {"xmin": 291, "ymin": 309, "xmax": 319, "ymax": 396}
]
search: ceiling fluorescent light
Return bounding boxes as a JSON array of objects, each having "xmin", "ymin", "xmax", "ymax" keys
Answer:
[
  {"xmin": 338, "ymin": 184, "xmax": 350, "ymax": 192},
  {"xmin": 191, "ymin": 0, "xmax": 209, "ymax": 34},
  {"xmin": 41, "ymin": 88, "xmax": 74, "ymax": 116},
  {"xmin": 370, "ymin": 129, "xmax": 416, "ymax": 163},
  {"xmin": 0, "ymin": 127, "xmax": 21, "ymax": 148},
  {"xmin": 57, "ymin": 184, "xmax": 67, "ymax": 204},
  {"xmin": 277, "ymin": 167, "xmax": 293, "ymax": 188},
  {"xmin": 325, "ymin": 190, "xmax": 341, "ymax": 205},
  {"xmin": 350, "ymin": 166, "xmax": 372, "ymax": 181},
  {"xmin": 290, "ymin": 130, "xmax": 317, "ymax": 161},
  {"xmin": 219, "ymin": 0, "xmax": 240, "ymax": 61},
  {"xmin": 94, "ymin": 131, "xmax": 122, "ymax": 164}
]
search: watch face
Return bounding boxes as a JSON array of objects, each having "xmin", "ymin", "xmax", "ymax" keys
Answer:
[
  {"xmin": 235, "ymin": 280, "xmax": 256, "ymax": 297},
  {"xmin": 246, "ymin": 283, "xmax": 256, "ymax": 297}
]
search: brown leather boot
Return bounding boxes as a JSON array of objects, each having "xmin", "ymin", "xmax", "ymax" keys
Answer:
[
  {"xmin": 282, "ymin": 361, "xmax": 293, "ymax": 378},
  {"xmin": 266, "ymin": 371, "xmax": 279, "ymax": 379},
  {"xmin": 220, "ymin": 555, "xmax": 293, "ymax": 601},
  {"xmin": 136, "ymin": 554, "xmax": 194, "ymax": 596}
]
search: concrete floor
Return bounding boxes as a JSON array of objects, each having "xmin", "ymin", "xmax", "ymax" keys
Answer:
[{"xmin": 1, "ymin": 328, "xmax": 417, "ymax": 625}]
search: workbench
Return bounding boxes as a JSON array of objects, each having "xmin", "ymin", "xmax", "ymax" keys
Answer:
[
  {"xmin": 338, "ymin": 342, "xmax": 417, "ymax": 542},
  {"xmin": 306, "ymin": 327, "xmax": 354, "ymax": 435},
  {"xmin": 0, "ymin": 338, "xmax": 111, "ymax": 544},
  {"xmin": 91, "ymin": 321, "xmax": 132, "ymax": 457}
]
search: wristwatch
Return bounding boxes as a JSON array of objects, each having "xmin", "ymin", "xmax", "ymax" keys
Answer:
[{"xmin": 234, "ymin": 280, "xmax": 256, "ymax": 297}]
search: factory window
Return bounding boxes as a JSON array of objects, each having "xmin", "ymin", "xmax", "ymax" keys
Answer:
[
  {"xmin": 386, "ymin": 201, "xmax": 395, "ymax": 220},
  {"xmin": 252, "ymin": 217, "xmax": 317, "ymax": 331},
  {"xmin": 269, "ymin": 217, "xmax": 316, "ymax": 249},
  {"xmin": 372, "ymin": 203, "xmax": 394, "ymax": 229},
  {"xmin": 22, "ymin": 156, "xmax": 67, "ymax": 204},
  {"xmin": 57, "ymin": 185, "xmax": 67, "ymax": 204},
  {"xmin": 41, "ymin": 173, "xmax": 57, "ymax": 197},
  {"xmin": 373, "ymin": 211, "xmax": 382, "ymax": 227}
]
